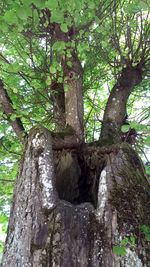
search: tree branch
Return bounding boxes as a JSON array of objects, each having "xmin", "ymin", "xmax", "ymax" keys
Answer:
[
  {"xmin": 100, "ymin": 65, "xmax": 143, "ymax": 143},
  {"xmin": 0, "ymin": 80, "xmax": 26, "ymax": 141}
]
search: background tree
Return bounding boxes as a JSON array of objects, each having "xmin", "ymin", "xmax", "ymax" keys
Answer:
[{"xmin": 0, "ymin": 0, "xmax": 150, "ymax": 266}]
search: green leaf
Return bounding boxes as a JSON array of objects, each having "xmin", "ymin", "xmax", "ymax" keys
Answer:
[
  {"xmin": 0, "ymin": 22, "xmax": 9, "ymax": 33},
  {"xmin": 129, "ymin": 235, "xmax": 136, "ymax": 246},
  {"xmin": 45, "ymin": 0, "xmax": 58, "ymax": 9},
  {"xmin": 67, "ymin": 61, "xmax": 72, "ymax": 68},
  {"xmin": 3, "ymin": 10, "xmax": 18, "ymax": 24},
  {"xmin": 88, "ymin": 2, "xmax": 96, "ymax": 9},
  {"xmin": 50, "ymin": 66, "xmax": 56, "ymax": 74},
  {"xmin": 145, "ymin": 234, "xmax": 150, "ymax": 241},
  {"xmin": 140, "ymin": 225, "xmax": 150, "ymax": 241},
  {"xmin": 0, "ymin": 214, "xmax": 8, "ymax": 224},
  {"xmin": 126, "ymin": 2, "xmax": 141, "ymax": 14},
  {"xmin": 34, "ymin": 0, "xmax": 45, "ymax": 9},
  {"xmin": 60, "ymin": 23, "xmax": 68, "ymax": 33},
  {"xmin": 51, "ymin": 10, "xmax": 64, "ymax": 23},
  {"xmin": 10, "ymin": 114, "xmax": 17, "ymax": 121},
  {"xmin": 12, "ymin": 88, "xmax": 18, "ymax": 93},
  {"xmin": 64, "ymin": 84, "xmax": 70, "ymax": 92},
  {"xmin": 121, "ymin": 125, "xmax": 130, "ymax": 133},
  {"xmin": 7, "ymin": 63, "xmax": 20, "ymax": 73},
  {"xmin": 58, "ymin": 77, "xmax": 63, "ymax": 83},
  {"xmin": 0, "ymin": 240, "xmax": 5, "ymax": 253},
  {"xmin": 113, "ymin": 246, "xmax": 126, "ymax": 256},
  {"xmin": 53, "ymin": 41, "xmax": 66, "ymax": 51},
  {"xmin": 120, "ymin": 237, "xmax": 128, "ymax": 246},
  {"xmin": 0, "ymin": 111, "xmax": 4, "ymax": 119},
  {"xmin": 16, "ymin": 7, "xmax": 30, "ymax": 21},
  {"xmin": 67, "ymin": 51, "xmax": 72, "ymax": 58},
  {"xmin": 46, "ymin": 77, "xmax": 51, "ymax": 86}
]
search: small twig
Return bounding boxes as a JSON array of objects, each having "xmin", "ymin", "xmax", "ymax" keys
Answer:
[{"xmin": 0, "ymin": 179, "xmax": 15, "ymax": 183}]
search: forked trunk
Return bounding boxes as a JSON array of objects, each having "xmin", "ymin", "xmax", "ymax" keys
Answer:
[{"xmin": 2, "ymin": 128, "xmax": 150, "ymax": 267}]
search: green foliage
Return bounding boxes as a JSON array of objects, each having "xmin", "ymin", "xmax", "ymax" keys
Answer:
[
  {"xmin": 45, "ymin": 0, "xmax": 58, "ymax": 9},
  {"xmin": 121, "ymin": 125, "xmax": 130, "ymax": 133},
  {"xmin": 140, "ymin": 225, "xmax": 150, "ymax": 241},
  {"xmin": 113, "ymin": 235, "xmax": 136, "ymax": 257},
  {"xmin": 0, "ymin": 240, "xmax": 5, "ymax": 262},
  {"xmin": 0, "ymin": 136, "xmax": 20, "ymax": 255},
  {"xmin": 50, "ymin": 66, "xmax": 56, "ymax": 74},
  {"xmin": 113, "ymin": 245, "xmax": 126, "ymax": 256},
  {"xmin": 53, "ymin": 41, "xmax": 66, "ymax": 51},
  {"xmin": 60, "ymin": 23, "xmax": 68, "ymax": 33}
]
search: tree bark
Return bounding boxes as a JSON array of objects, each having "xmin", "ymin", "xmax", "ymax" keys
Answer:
[
  {"xmin": 100, "ymin": 66, "xmax": 142, "ymax": 143},
  {"xmin": 62, "ymin": 50, "xmax": 84, "ymax": 143},
  {"xmin": 51, "ymin": 82, "xmax": 66, "ymax": 131},
  {"xmin": 51, "ymin": 24, "xmax": 84, "ymax": 143},
  {"xmin": 2, "ymin": 127, "xmax": 150, "ymax": 267}
]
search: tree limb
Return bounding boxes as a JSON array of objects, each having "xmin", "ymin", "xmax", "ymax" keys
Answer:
[{"xmin": 0, "ymin": 79, "xmax": 26, "ymax": 141}]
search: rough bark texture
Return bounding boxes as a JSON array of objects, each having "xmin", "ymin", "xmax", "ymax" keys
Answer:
[
  {"xmin": 100, "ymin": 66, "xmax": 142, "ymax": 143},
  {"xmin": 62, "ymin": 51, "xmax": 84, "ymax": 143},
  {"xmin": 2, "ymin": 127, "xmax": 150, "ymax": 267},
  {"xmin": 51, "ymin": 82, "xmax": 66, "ymax": 131},
  {"xmin": 51, "ymin": 23, "xmax": 84, "ymax": 143},
  {"xmin": 1, "ymin": 127, "xmax": 58, "ymax": 267}
]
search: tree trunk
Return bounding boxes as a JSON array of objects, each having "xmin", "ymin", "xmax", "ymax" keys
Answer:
[
  {"xmin": 100, "ymin": 66, "xmax": 142, "ymax": 143},
  {"xmin": 52, "ymin": 24, "xmax": 84, "ymax": 143},
  {"xmin": 51, "ymin": 82, "xmax": 66, "ymax": 132},
  {"xmin": 62, "ymin": 50, "xmax": 84, "ymax": 143},
  {"xmin": 2, "ymin": 127, "xmax": 150, "ymax": 267}
]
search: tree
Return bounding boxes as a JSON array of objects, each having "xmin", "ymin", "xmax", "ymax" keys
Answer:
[{"xmin": 0, "ymin": 0, "xmax": 150, "ymax": 266}]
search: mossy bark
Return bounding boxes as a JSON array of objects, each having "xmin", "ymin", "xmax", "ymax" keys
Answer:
[{"xmin": 2, "ymin": 128, "xmax": 150, "ymax": 267}]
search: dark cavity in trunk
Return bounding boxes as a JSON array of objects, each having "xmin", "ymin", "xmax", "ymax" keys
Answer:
[{"xmin": 54, "ymin": 150, "xmax": 105, "ymax": 208}]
